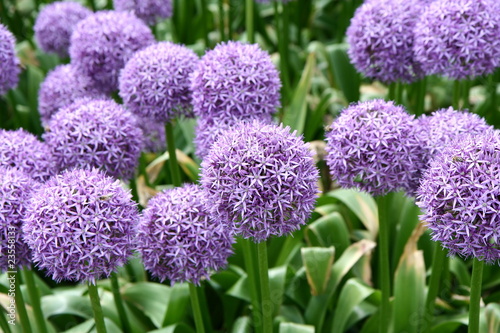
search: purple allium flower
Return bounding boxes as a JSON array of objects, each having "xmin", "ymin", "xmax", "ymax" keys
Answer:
[
  {"xmin": 201, "ymin": 121, "xmax": 319, "ymax": 242},
  {"xmin": 22, "ymin": 168, "xmax": 139, "ymax": 283},
  {"xmin": 0, "ymin": 24, "xmax": 20, "ymax": 96},
  {"xmin": 136, "ymin": 117, "xmax": 166, "ymax": 153},
  {"xmin": 119, "ymin": 42, "xmax": 199, "ymax": 123},
  {"xmin": 416, "ymin": 107, "xmax": 493, "ymax": 164},
  {"xmin": 191, "ymin": 41, "xmax": 281, "ymax": 118},
  {"xmin": 0, "ymin": 129, "xmax": 57, "ymax": 182},
  {"xmin": 194, "ymin": 114, "xmax": 273, "ymax": 160},
  {"xmin": 38, "ymin": 64, "xmax": 105, "ymax": 126},
  {"xmin": 34, "ymin": 1, "xmax": 92, "ymax": 58},
  {"xmin": 69, "ymin": 10, "xmax": 155, "ymax": 93},
  {"xmin": 113, "ymin": 0, "xmax": 172, "ymax": 26},
  {"xmin": 346, "ymin": 0, "xmax": 425, "ymax": 83},
  {"xmin": 413, "ymin": 0, "xmax": 500, "ymax": 79},
  {"xmin": 417, "ymin": 130, "xmax": 500, "ymax": 263},
  {"xmin": 43, "ymin": 99, "xmax": 143, "ymax": 180},
  {"xmin": 0, "ymin": 167, "xmax": 38, "ymax": 272},
  {"xmin": 325, "ymin": 99, "xmax": 426, "ymax": 196},
  {"xmin": 137, "ymin": 184, "xmax": 234, "ymax": 285}
]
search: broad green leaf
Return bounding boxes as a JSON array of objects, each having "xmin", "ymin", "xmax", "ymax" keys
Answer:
[
  {"xmin": 301, "ymin": 247, "xmax": 335, "ymax": 296},
  {"xmin": 89, "ymin": 318, "xmax": 122, "ymax": 333},
  {"xmin": 485, "ymin": 303, "xmax": 500, "ymax": 333},
  {"xmin": 26, "ymin": 65, "xmax": 44, "ymax": 134},
  {"xmin": 176, "ymin": 150, "xmax": 200, "ymax": 182},
  {"xmin": 325, "ymin": 43, "xmax": 360, "ymax": 102},
  {"xmin": 148, "ymin": 323, "xmax": 195, "ymax": 333},
  {"xmin": 286, "ymin": 267, "xmax": 312, "ymax": 309},
  {"xmin": 305, "ymin": 212, "xmax": 350, "ymax": 255},
  {"xmin": 313, "ymin": 203, "xmax": 341, "ymax": 217},
  {"xmin": 282, "ymin": 52, "xmax": 316, "ymax": 134},
  {"xmin": 431, "ymin": 313, "xmax": 468, "ymax": 333},
  {"xmin": 42, "ymin": 294, "xmax": 93, "ymax": 319},
  {"xmin": 279, "ymin": 322, "xmax": 315, "ymax": 333},
  {"xmin": 327, "ymin": 189, "xmax": 378, "ymax": 240},
  {"xmin": 392, "ymin": 194, "xmax": 421, "ymax": 271},
  {"xmin": 279, "ymin": 305, "xmax": 305, "ymax": 324},
  {"xmin": 122, "ymin": 282, "xmax": 170, "ymax": 328},
  {"xmin": 303, "ymin": 89, "xmax": 335, "ymax": 142},
  {"xmin": 331, "ymin": 279, "xmax": 374, "ymax": 333},
  {"xmin": 162, "ymin": 283, "xmax": 190, "ymax": 327},
  {"xmin": 449, "ymin": 257, "xmax": 471, "ymax": 287},
  {"xmin": 231, "ymin": 316, "xmax": 252, "ymax": 333}
]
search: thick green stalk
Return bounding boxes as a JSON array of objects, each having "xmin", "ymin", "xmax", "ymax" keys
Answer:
[
  {"xmin": 226, "ymin": 0, "xmax": 232, "ymax": 39},
  {"xmin": 189, "ymin": 284, "xmax": 206, "ymax": 333},
  {"xmin": 0, "ymin": 309, "xmax": 11, "ymax": 333},
  {"xmin": 14, "ymin": 273, "xmax": 32, "ymax": 333},
  {"xmin": 218, "ymin": 0, "xmax": 226, "ymax": 41},
  {"xmin": 452, "ymin": 80, "xmax": 461, "ymax": 110},
  {"xmin": 22, "ymin": 269, "xmax": 48, "ymax": 333},
  {"xmin": 275, "ymin": 1, "xmax": 291, "ymax": 102},
  {"xmin": 241, "ymin": 238, "xmax": 262, "ymax": 333},
  {"xmin": 165, "ymin": 122, "xmax": 182, "ymax": 187},
  {"xmin": 395, "ymin": 82, "xmax": 404, "ymax": 105},
  {"xmin": 468, "ymin": 259, "xmax": 484, "ymax": 333},
  {"xmin": 200, "ymin": 0, "xmax": 210, "ymax": 48},
  {"xmin": 87, "ymin": 0, "xmax": 97, "ymax": 11},
  {"xmin": 110, "ymin": 274, "xmax": 131, "ymax": 333},
  {"xmin": 462, "ymin": 80, "xmax": 471, "ymax": 110},
  {"xmin": 415, "ymin": 77, "xmax": 427, "ymax": 116},
  {"xmin": 246, "ymin": 0, "xmax": 254, "ymax": 43},
  {"xmin": 422, "ymin": 246, "xmax": 447, "ymax": 333},
  {"xmin": 388, "ymin": 83, "xmax": 396, "ymax": 101},
  {"xmin": 257, "ymin": 241, "xmax": 273, "ymax": 333},
  {"xmin": 488, "ymin": 72, "xmax": 498, "ymax": 124},
  {"xmin": 88, "ymin": 283, "xmax": 107, "ymax": 333},
  {"xmin": 376, "ymin": 195, "xmax": 391, "ymax": 333}
]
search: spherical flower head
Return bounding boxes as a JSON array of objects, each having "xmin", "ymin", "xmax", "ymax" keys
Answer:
[
  {"xmin": 0, "ymin": 167, "xmax": 38, "ymax": 272},
  {"xmin": 346, "ymin": 0, "xmax": 425, "ymax": 83},
  {"xmin": 119, "ymin": 42, "xmax": 199, "ymax": 123},
  {"xmin": 325, "ymin": 99, "xmax": 426, "ymax": 196},
  {"xmin": 417, "ymin": 130, "xmax": 500, "ymax": 263},
  {"xmin": 136, "ymin": 117, "xmax": 166, "ymax": 153},
  {"xmin": 201, "ymin": 121, "xmax": 319, "ymax": 242},
  {"xmin": 191, "ymin": 41, "xmax": 281, "ymax": 118},
  {"xmin": 0, "ymin": 24, "xmax": 20, "ymax": 96},
  {"xmin": 414, "ymin": 0, "xmax": 500, "ymax": 79},
  {"xmin": 43, "ymin": 99, "xmax": 143, "ymax": 180},
  {"xmin": 0, "ymin": 129, "xmax": 57, "ymax": 182},
  {"xmin": 416, "ymin": 107, "xmax": 493, "ymax": 164},
  {"xmin": 69, "ymin": 10, "xmax": 155, "ymax": 93},
  {"xmin": 137, "ymin": 184, "xmax": 234, "ymax": 285},
  {"xmin": 38, "ymin": 64, "xmax": 105, "ymax": 126},
  {"xmin": 113, "ymin": 0, "xmax": 172, "ymax": 26},
  {"xmin": 22, "ymin": 168, "xmax": 139, "ymax": 283},
  {"xmin": 194, "ymin": 113, "xmax": 273, "ymax": 160},
  {"xmin": 34, "ymin": 1, "xmax": 92, "ymax": 58}
]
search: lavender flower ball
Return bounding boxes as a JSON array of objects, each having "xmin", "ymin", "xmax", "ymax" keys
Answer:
[
  {"xmin": 43, "ymin": 99, "xmax": 143, "ymax": 180},
  {"xmin": 0, "ymin": 129, "xmax": 57, "ymax": 182},
  {"xmin": 346, "ymin": 0, "xmax": 424, "ymax": 83},
  {"xmin": 22, "ymin": 168, "xmax": 139, "ymax": 283},
  {"xmin": 34, "ymin": 1, "xmax": 92, "ymax": 58},
  {"xmin": 191, "ymin": 41, "xmax": 281, "ymax": 118},
  {"xmin": 416, "ymin": 107, "xmax": 493, "ymax": 164},
  {"xmin": 417, "ymin": 130, "xmax": 500, "ymax": 263},
  {"xmin": 138, "ymin": 184, "xmax": 234, "ymax": 285},
  {"xmin": 69, "ymin": 10, "xmax": 155, "ymax": 93},
  {"xmin": 137, "ymin": 117, "xmax": 166, "ymax": 153},
  {"xmin": 325, "ymin": 99, "xmax": 425, "ymax": 196},
  {"xmin": 414, "ymin": 0, "xmax": 500, "ymax": 79},
  {"xmin": 38, "ymin": 64, "xmax": 104, "ymax": 125},
  {"xmin": 0, "ymin": 24, "xmax": 20, "ymax": 96},
  {"xmin": 0, "ymin": 167, "xmax": 38, "ymax": 272},
  {"xmin": 119, "ymin": 42, "xmax": 199, "ymax": 123},
  {"xmin": 113, "ymin": 0, "xmax": 172, "ymax": 26},
  {"xmin": 201, "ymin": 121, "xmax": 319, "ymax": 242}
]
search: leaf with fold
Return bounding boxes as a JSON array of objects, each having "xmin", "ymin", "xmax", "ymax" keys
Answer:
[
  {"xmin": 325, "ymin": 43, "xmax": 360, "ymax": 103},
  {"xmin": 279, "ymin": 322, "xmax": 315, "ymax": 333},
  {"xmin": 305, "ymin": 212, "xmax": 350, "ymax": 254},
  {"xmin": 301, "ymin": 247, "xmax": 335, "ymax": 296},
  {"xmin": 122, "ymin": 282, "xmax": 170, "ymax": 328},
  {"xmin": 148, "ymin": 323, "xmax": 195, "ymax": 333}
]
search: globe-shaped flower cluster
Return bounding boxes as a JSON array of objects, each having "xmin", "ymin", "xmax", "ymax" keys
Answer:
[
  {"xmin": 113, "ymin": 0, "xmax": 172, "ymax": 26},
  {"xmin": 417, "ymin": 130, "xmax": 500, "ymax": 263},
  {"xmin": 22, "ymin": 168, "xmax": 140, "ymax": 283},
  {"xmin": 346, "ymin": 0, "xmax": 424, "ymax": 83},
  {"xmin": 43, "ymin": 99, "xmax": 143, "ymax": 180},
  {"xmin": 38, "ymin": 64, "xmax": 104, "ymax": 125},
  {"xmin": 119, "ymin": 42, "xmax": 199, "ymax": 123},
  {"xmin": 34, "ymin": 1, "xmax": 92, "ymax": 58},
  {"xmin": 137, "ymin": 184, "xmax": 234, "ymax": 285},
  {"xmin": 0, "ymin": 24, "xmax": 20, "ymax": 96},
  {"xmin": 0, "ymin": 129, "xmax": 57, "ymax": 182},
  {"xmin": 0, "ymin": 167, "xmax": 37, "ymax": 271},
  {"xmin": 325, "ymin": 99, "xmax": 425, "ymax": 196},
  {"xmin": 136, "ymin": 117, "xmax": 166, "ymax": 153},
  {"xmin": 201, "ymin": 121, "xmax": 319, "ymax": 242},
  {"xmin": 414, "ymin": 0, "xmax": 500, "ymax": 79},
  {"xmin": 191, "ymin": 41, "xmax": 281, "ymax": 119},
  {"xmin": 69, "ymin": 10, "xmax": 155, "ymax": 93}
]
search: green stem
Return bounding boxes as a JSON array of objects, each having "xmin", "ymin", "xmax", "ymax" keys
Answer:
[
  {"xmin": 257, "ymin": 241, "xmax": 273, "ymax": 333},
  {"xmin": 488, "ymin": 72, "xmax": 498, "ymax": 124},
  {"xmin": 395, "ymin": 82, "xmax": 404, "ymax": 105},
  {"xmin": 88, "ymin": 283, "xmax": 107, "ymax": 333},
  {"xmin": 468, "ymin": 259, "xmax": 484, "ymax": 333},
  {"xmin": 189, "ymin": 284, "xmax": 206, "ymax": 333},
  {"xmin": 226, "ymin": 0, "xmax": 232, "ymax": 39},
  {"xmin": 218, "ymin": 0, "xmax": 226, "ymax": 41},
  {"xmin": 422, "ymin": 246, "xmax": 447, "ymax": 333},
  {"xmin": 276, "ymin": 1, "xmax": 291, "ymax": 103},
  {"xmin": 200, "ymin": 0, "xmax": 210, "ymax": 48},
  {"xmin": 246, "ymin": 0, "xmax": 254, "ymax": 43},
  {"xmin": 87, "ymin": 0, "xmax": 97, "ymax": 11},
  {"xmin": 376, "ymin": 195, "xmax": 391, "ymax": 333},
  {"xmin": 14, "ymin": 273, "xmax": 32, "ymax": 333},
  {"xmin": 22, "ymin": 269, "xmax": 48, "ymax": 333},
  {"xmin": 452, "ymin": 80, "xmax": 461, "ymax": 110},
  {"xmin": 110, "ymin": 274, "xmax": 131, "ymax": 333},
  {"xmin": 388, "ymin": 83, "xmax": 396, "ymax": 101},
  {"xmin": 241, "ymin": 238, "xmax": 262, "ymax": 333},
  {"xmin": 415, "ymin": 77, "xmax": 427, "ymax": 116},
  {"xmin": 0, "ymin": 309, "xmax": 11, "ymax": 333},
  {"xmin": 462, "ymin": 80, "xmax": 471, "ymax": 110},
  {"xmin": 165, "ymin": 121, "xmax": 182, "ymax": 187}
]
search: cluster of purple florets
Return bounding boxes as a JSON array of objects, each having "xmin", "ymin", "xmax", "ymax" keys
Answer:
[
  {"xmin": 113, "ymin": 0, "xmax": 172, "ymax": 25},
  {"xmin": 0, "ymin": 23, "xmax": 20, "ymax": 96}
]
